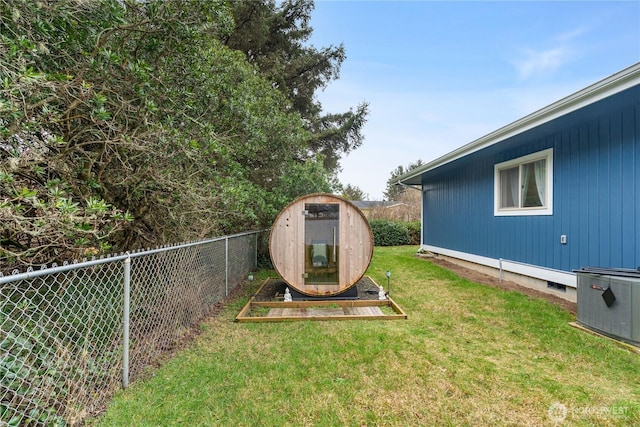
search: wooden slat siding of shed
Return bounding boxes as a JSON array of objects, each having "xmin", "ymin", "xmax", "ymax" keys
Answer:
[
  {"xmin": 270, "ymin": 197, "xmax": 305, "ymax": 290},
  {"xmin": 339, "ymin": 202, "xmax": 373, "ymax": 288},
  {"xmin": 304, "ymin": 283, "xmax": 342, "ymax": 295},
  {"xmin": 339, "ymin": 207, "xmax": 352, "ymax": 287}
]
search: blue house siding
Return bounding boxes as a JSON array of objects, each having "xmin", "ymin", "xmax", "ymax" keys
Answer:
[{"xmin": 422, "ymin": 84, "xmax": 640, "ymax": 274}]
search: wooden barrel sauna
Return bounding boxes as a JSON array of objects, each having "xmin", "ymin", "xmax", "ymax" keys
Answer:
[{"xmin": 269, "ymin": 193, "xmax": 374, "ymax": 297}]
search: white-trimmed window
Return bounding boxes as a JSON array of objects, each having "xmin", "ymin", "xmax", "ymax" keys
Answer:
[{"xmin": 494, "ymin": 148, "xmax": 553, "ymax": 216}]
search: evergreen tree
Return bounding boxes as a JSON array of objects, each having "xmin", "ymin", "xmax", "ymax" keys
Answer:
[
  {"xmin": 383, "ymin": 160, "xmax": 424, "ymax": 201},
  {"xmin": 340, "ymin": 184, "xmax": 368, "ymax": 201},
  {"xmin": 224, "ymin": 0, "xmax": 369, "ymax": 172}
]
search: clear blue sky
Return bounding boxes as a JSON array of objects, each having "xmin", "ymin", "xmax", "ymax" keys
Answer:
[{"xmin": 308, "ymin": 0, "xmax": 640, "ymax": 200}]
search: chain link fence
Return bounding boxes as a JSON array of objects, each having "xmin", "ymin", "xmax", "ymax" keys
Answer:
[{"xmin": 1, "ymin": 231, "xmax": 264, "ymax": 426}]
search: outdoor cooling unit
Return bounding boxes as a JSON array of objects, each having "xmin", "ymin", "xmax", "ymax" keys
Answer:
[{"xmin": 576, "ymin": 267, "xmax": 640, "ymax": 346}]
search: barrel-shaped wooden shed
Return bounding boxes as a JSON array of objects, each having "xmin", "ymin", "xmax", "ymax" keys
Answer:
[{"xmin": 269, "ymin": 193, "xmax": 374, "ymax": 297}]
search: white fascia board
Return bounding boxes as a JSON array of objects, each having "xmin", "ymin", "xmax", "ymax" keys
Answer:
[
  {"xmin": 421, "ymin": 245, "xmax": 577, "ymax": 288},
  {"xmin": 396, "ymin": 62, "xmax": 640, "ymax": 186}
]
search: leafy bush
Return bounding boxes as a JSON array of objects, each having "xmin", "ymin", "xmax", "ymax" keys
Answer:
[
  {"xmin": 406, "ymin": 221, "xmax": 421, "ymax": 245},
  {"xmin": 369, "ymin": 219, "xmax": 410, "ymax": 246}
]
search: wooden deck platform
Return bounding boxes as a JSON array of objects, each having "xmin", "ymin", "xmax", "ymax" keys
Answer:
[
  {"xmin": 235, "ymin": 277, "xmax": 407, "ymax": 323},
  {"xmin": 267, "ymin": 305, "xmax": 384, "ymax": 318}
]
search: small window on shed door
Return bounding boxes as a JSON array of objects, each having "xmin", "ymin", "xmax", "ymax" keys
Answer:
[{"xmin": 494, "ymin": 149, "xmax": 553, "ymax": 216}]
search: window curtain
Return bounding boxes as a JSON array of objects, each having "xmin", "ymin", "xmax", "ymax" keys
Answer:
[
  {"xmin": 521, "ymin": 164, "xmax": 530, "ymax": 208},
  {"xmin": 534, "ymin": 159, "xmax": 546, "ymax": 206},
  {"xmin": 521, "ymin": 160, "xmax": 545, "ymax": 207},
  {"xmin": 500, "ymin": 167, "xmax": 518, "ymax": 208}
]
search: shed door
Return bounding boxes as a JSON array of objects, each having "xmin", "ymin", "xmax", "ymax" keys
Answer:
[{"xmin": 304, "ymin": 203, "xmax": 339, "ymax": 286}]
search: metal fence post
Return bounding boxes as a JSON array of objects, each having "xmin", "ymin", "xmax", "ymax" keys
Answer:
[
  {"xmin": 254, "ymin": 232, "xmax": 258, "ymax": 268},
  {"xmin": 122, "ymin": 255, "xmax": 131, "ymax": 388},
  {"xmin": 225, "ymin": 237, "xmax": 229, "ymax": 296}
]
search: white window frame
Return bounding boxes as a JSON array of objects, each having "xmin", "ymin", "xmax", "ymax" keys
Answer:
[{"xmin": 494, "ymin": 148, "xmax": 553, "ymax": 216}]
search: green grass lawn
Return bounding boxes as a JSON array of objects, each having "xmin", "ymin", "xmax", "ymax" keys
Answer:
[{"xmin": 93, "ymin": 246, "xmax": 640, "ymax": 426}]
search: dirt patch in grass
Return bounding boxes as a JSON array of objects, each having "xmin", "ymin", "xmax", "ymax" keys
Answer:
[{"xmin": 424, "ymin": 256, "xmax": 577, "ymax": 315}]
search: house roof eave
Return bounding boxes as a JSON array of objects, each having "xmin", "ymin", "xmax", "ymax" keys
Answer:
[{"xmin": 394, "ymin": 62, "xmax": 640, "ymax": 187}]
